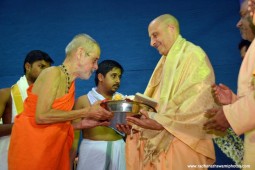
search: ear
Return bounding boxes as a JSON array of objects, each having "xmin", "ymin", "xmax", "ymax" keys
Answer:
[
  {"xmin": 167, "ymin": 24, "xmax": 175, "ymax": 32},
  {"xmin": 75, "ymin": 47, "xmax": 85, "ymax": 60},
  {"xmin": 98, "ymin": 73, "xmax": 104, "ymax": 82},
  {"xmin": 25, "ymin": 62, "xmax": 31, "ymax": 73}
]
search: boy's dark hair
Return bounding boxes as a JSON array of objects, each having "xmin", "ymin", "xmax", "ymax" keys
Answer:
[
  {"xmin": 95, "ymin": 60, "xmax": 124, "ymax": 86},
  {"xmin": 23, "ymin": 50, "xmax": 54, "ymax": 74},
  {"xmin": 238, "ymin": 39, "xmax": 251, "ymax": 50}
]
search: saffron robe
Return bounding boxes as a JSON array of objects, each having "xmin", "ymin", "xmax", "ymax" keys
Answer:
[
  {"xmin": 8, "ymin": 82, "xmax": 75, "ymax": 170},
  {"xmin": 126, "ymin": 35, "xmax": 216, "ymax": 170},
  {"xmin": 224, "ymin": 38, "xmax": 255, "ymax": 169}
]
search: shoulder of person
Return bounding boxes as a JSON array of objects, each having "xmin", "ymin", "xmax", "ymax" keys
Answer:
[
  {"xmin": 39, "ymin": 66, "xmax": 61, "ymax": 78},
  {"xmin": 0, "ymin": 87, "xmax": 11, "ymax": 93},
  {"xmin": 76, "ymin": 94, "xmax": 88, "ymax": 101},
  {"xmin": 43, "ymin": 66, "xmax": 61, "ymax": 74},
  {"xmin": 34, "ymin": 67, "xmax": 62, "ymax": 86},
  {"xmin": 74, "ymin": 94, "xmax": 90, "ymax": 109},
  {"xmin": 0, "ymin": 88, "xmax": 11, "ymax": 100},
  {"xmin": 0, "ymin": 88, "xmax": 11, "ymax": 108}
]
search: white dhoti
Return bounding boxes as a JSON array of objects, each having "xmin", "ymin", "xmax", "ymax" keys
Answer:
[{"xmin": 77, "ymin": 139, "xmax": 126, "ymax": 170}]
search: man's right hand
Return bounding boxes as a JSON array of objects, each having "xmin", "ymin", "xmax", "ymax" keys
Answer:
[
  {"xmin": 211, "ymin": 83, "xmax": 232, "ymax": 105},
  {"xmin": 116, "ymin": 124, "xmax": 138, "ymax": 135},
  {"xmin": 85, "ymin": 101, "xmax": 113, "ymax": 121}
]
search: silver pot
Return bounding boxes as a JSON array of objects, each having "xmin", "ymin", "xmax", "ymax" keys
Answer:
[{"xmin": 100, "ymin": 99, "xmax": 156, "ymax": 118}]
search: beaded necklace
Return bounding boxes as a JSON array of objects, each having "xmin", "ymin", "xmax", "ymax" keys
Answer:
[{"xmin": 59, "ymin": 64, "xmax": 71, "ymax": 93}]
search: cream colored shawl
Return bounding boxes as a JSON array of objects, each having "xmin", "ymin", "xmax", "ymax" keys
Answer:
[{"xmin": 139, "ymin": 35, "xmax": 216, "ymax": 163}]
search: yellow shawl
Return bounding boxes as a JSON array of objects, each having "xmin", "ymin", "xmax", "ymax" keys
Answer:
[{"xmin": 140, "ymin": 35, "xmax": 216, "ymax": 163}]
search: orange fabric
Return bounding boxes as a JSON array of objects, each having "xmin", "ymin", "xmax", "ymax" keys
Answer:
[
  {"xmin": 8, "ymin": 82, "xmax": 75, "ymax": 170},
  {"xmin": 126, "ymin": 134, "xmax": 214, "ymax": 170}
]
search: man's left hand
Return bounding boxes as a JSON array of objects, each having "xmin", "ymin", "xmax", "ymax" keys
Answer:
[{"xmin": 126, "ymin": 110, "xmax": 164, "ymax": 130}]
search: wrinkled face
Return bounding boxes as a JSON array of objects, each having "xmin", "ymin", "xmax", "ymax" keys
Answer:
[
  {"xmin": 26, "ymin": 60, "xmax": 51, "ymax": 83},
  {"xmin": 100, "ymin": 67, "xmax": 122, "ymax": 94},
  {"xmin": 78, "ymin": 47, "xmax": 100, "ymax": 80},
  {"xmin": 148, "ymin": 21, "xmax": 174, "ymax": 56},
  {"xmin": 237, "ymin": 1, "xmax": 255, "ymax": 41}
]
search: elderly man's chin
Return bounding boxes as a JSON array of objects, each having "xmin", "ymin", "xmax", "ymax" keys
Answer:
[
  {"xmin": 157, "ymin": 49, "xmax": 164, "ymax": 55},
  {"xmin": 158, "ymin": 50, "xmax": 168, "ymax": 56},
  {"xmin": 87, "ymin": 71, "xmax": 96, "ymax": 79},
  {"xmin": 81, "ymin": 73, "xmax": 92, "ymax": 80},
  {"xmin": 157, "ymin": 47, "xmax": 168, "ymax": 56}
]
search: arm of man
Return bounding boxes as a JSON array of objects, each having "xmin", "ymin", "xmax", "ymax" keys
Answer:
[
  {"xmin": 73, "ymin": 95, "xmax": 110, "ymax": 129},
  {"xmin": 33, "ymin": 67, "xmax": 112, "ymax": 124},
  {"xmin": 224, "ymin": 92, "xmax": 255, "ymax": 135},
  {"xmin": 0, "ymin": 88, "xmax": 13, "ymax": 137},
  {"xmin": 74, "ymin": 95, "xmax": 89, "ymax": 110}
]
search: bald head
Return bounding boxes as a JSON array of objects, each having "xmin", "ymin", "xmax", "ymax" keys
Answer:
[
  {"xmin": 148, "ymin": 14, "xmax": 180, "ymax": 56},
  {"xmin": 149, "ymin": 14, "xmax": 180, "ymax": 35},
  {"xmin": 65, "ymin": 34, "xmax": 100, "ymax": 56},
  {"xmin": 62, "ymin": 34, "xmax": 101, "ymax": 80}
]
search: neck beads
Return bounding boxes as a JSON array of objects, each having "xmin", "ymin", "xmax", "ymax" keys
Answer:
[{"xmin": 59, "ymin": 64, "xmax": 71, "ymax": 93}]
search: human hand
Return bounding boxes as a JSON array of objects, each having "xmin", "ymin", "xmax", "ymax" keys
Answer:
[
  {"xmin": 116, "ymin": 123, "xmax": 138, "ymax": 135},
  {"xmin": 212, "ymin": 83, "xmax": 232, "ymax": 105},
  {"xmin": 74, "ymin": 118, "xmax": 110, "ymax": 130},
  {"xmin": 85, "ymin": 101, "xmax": 113, "ymax": 121},
  {"xmin": 203, "ymin": 107, "xmax": 230, "ymax": 132},
  {"xmin": 126, "ymin": 110, "xmax": 164, "ymax": 130}
]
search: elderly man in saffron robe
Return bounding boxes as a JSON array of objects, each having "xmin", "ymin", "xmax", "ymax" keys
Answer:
[{"xmin": 8, "ymin": 34, "xmax": 113, "ymax": 170}]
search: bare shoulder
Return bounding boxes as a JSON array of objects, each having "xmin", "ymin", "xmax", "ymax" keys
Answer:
[
  {"xmin": 0, "ymin": 88, "xmax": 12, "ymax": 119},
  {"xmin": 0, "ymin": 88, "xmax": 11, "ymax": 102},
  {"xmin": 34, "ymin": 66, "xmax": 61, "ymax": 86},
  {"xmin": 74, "ymin": 95, "xmax": 90, "ymax": 109},
  {"xmin": 38, "ymin": 66, "xmax": 61, "ymax": 79}
]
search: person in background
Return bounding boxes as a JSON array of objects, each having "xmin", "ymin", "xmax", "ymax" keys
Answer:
[
  {"xmin": 121, "ymin": 14, "xmax": 216, "ymax": 170},
  {"xmin": 0, "ymin": 50, "xmax": 54, "ymax": 170},
  {"xmin": 207, "ymin": 0, "xmax": 255, "ymax": 165},
  {"xmin": 74, "ymin": 59, "xmax": 126, "ymax": 170},
  {"xmin": 204, "ymin": 0, "xmax": 255, "ymax": 169},
  {"xmin": 8, "ymin": 34, "xmax": 113, "ymax": 170},
  {"xmin": 237, "ymin": 0, "xmax": 255, "ymax": 42}
]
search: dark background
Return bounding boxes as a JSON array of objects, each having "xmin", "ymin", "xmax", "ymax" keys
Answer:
[{"xmin": 0, "ymin": 0, "xmax": 243, "ymax": 169}]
